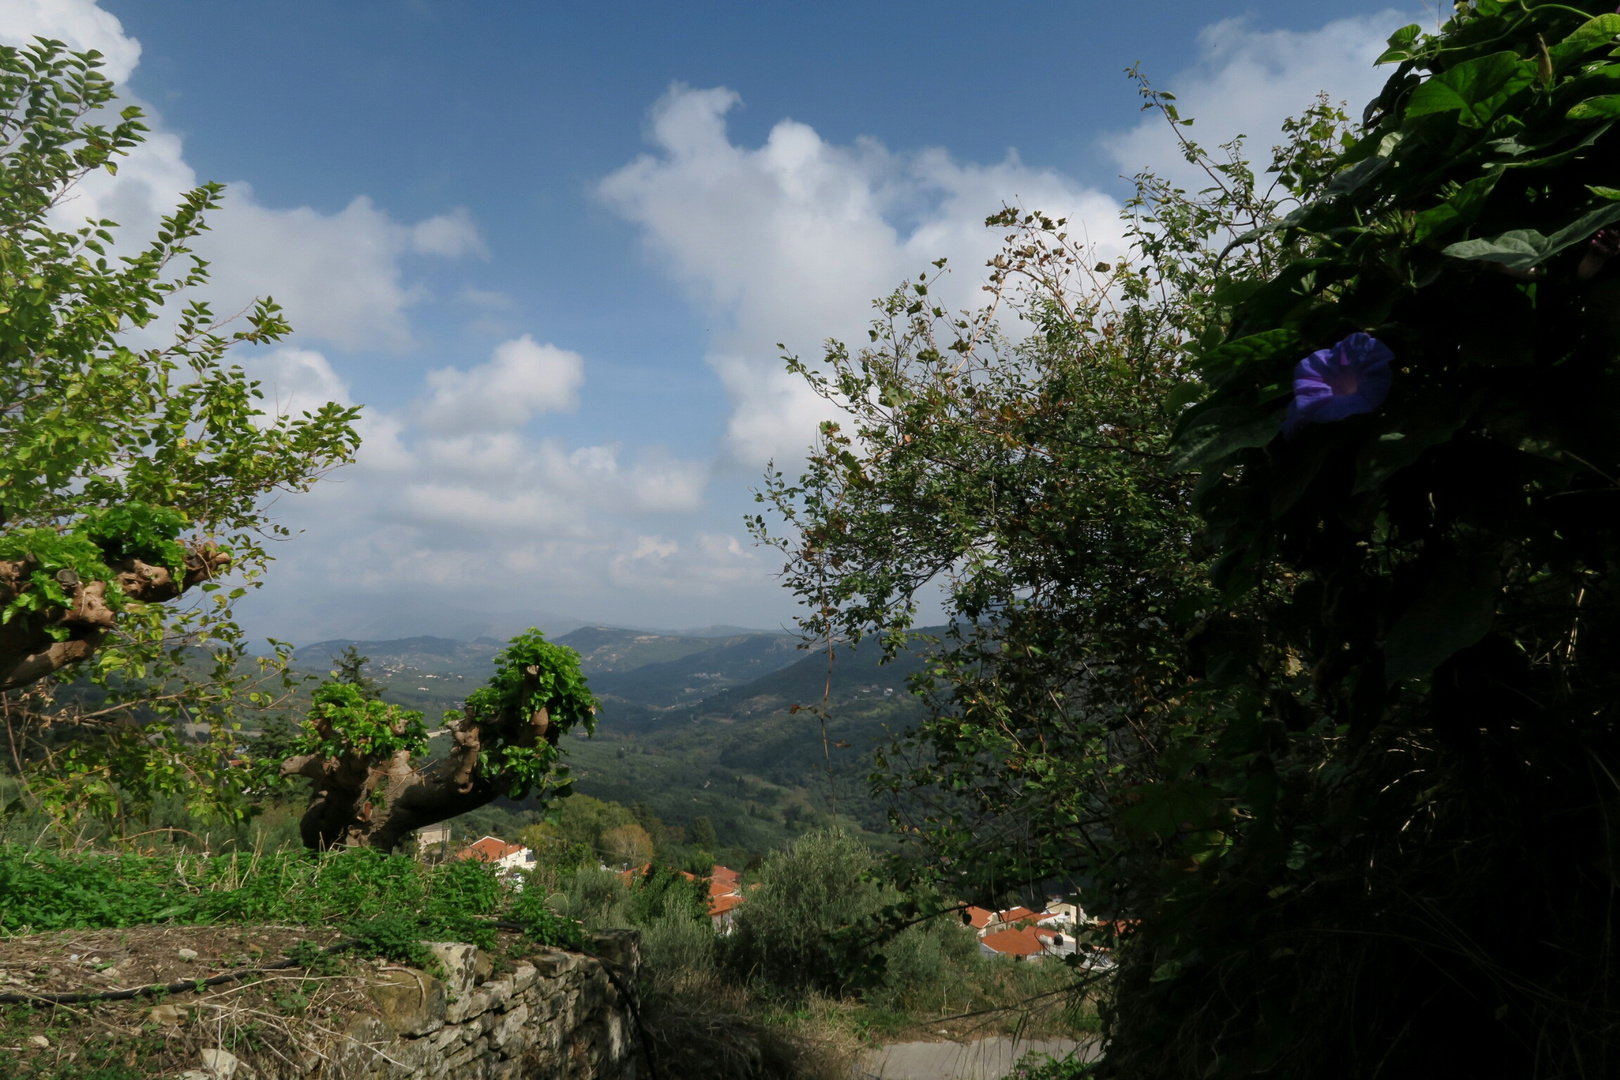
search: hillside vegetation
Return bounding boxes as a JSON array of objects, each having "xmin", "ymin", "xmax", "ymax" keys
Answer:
[{"xmin": 280, "ymin": 626, "xmax": 928, "ymax": 860}]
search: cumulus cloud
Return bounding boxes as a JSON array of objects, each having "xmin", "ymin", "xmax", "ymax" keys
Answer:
[
  {"xmin": 1103, "ymin": 11, "xmax": 1411, "ymax": 189},
  {"xmin": 2, "ymin": 0, "xmax": 751, "ymax": 637},
  {"xmin": 418, "ymin": 335, "xmax": 585, "ymax": 435},
  {"xmin": 246, "ymin": 347, "xmax": 351, "ymax": 421},
  {"xmin": 600, "ymin": 84, "xmax": 1126, "ymax": 466},
  {"xmin": 208, "ymin": 195, "xmax": 492, "ymax": 350},
  {"xmin": 601, "ymin": 11, "xmax": 1416, "ymax": 470},
  {"xmin": 0, "ymin": 0, "xmax": 141, "ymax": 82},
  {"xmin": 257, "ymin": 339, "xmax": 713, "ymax": 622},
  {"xmin": 608, "ymin": 531, "xmax": 764, "ymax": 596}
]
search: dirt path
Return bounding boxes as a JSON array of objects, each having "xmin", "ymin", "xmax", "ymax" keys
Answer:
[{"xmin": 856, "ymin": 1037, "xmax": 1098, "ymax": 1079}]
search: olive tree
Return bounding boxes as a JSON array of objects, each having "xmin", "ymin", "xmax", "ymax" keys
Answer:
[{"xmin": 280, "ymin": 629, "xmax": 598, "ymax": 851}]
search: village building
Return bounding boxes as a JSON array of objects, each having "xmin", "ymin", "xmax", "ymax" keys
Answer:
[
  {"xmin": 453, "ymin": 835, "xmax": 537, "ymax": 876},
  {"xmin": 413, "ymin": 822, "xmax": 452, "ymax": 862},
  {"xmin": 978, "ymin": 924, "xmax": 1070, "ymax": 961}
]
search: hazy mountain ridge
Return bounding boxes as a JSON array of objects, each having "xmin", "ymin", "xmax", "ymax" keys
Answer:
[
  {"xmin": 573, "ymin": 630, "xmax": 804, "ymax": 714},
  {"xmin": 297, "ymin": 635, "xmax": 504, "ymax": 678}
]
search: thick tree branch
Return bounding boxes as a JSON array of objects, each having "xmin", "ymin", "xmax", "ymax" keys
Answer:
[{"xmin": 0, "ymin": 542, "xmax": 230, "ymax": 691}]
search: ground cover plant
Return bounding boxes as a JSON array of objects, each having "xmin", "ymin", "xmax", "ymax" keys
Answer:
[{"xmin": 0, "ymin": 844, "xmax": 578, "ymax": 953}]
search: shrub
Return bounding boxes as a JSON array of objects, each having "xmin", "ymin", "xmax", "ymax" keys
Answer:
[{"xmin": 723, "ymin": 828, "xmax": 889, "ymax": 1000}]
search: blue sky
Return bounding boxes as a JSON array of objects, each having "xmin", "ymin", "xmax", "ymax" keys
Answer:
[{"xmin": 4, "ymin": 0, "xmax": 1421, "ymax": 642}]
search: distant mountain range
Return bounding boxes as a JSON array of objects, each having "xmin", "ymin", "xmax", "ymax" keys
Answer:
[{"xmin": 292, "ymin": 626, "xmax": 807, "ymax": 721}]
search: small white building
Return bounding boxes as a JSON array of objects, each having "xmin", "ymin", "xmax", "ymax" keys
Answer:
[
  {"xmin": 414, "ymin": 822, "xmax": 452, "ymax": 861},
  {"xmin": 455, "ymin": 835, "xmax": 536, "ymax": 877}
]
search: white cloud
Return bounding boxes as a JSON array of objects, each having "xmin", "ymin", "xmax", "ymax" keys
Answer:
[
  {"xmin": 245, "ymin": 347, "xmax": 350, "ymax": 421},
  {"xmin": 599, "ymin": 12, "xmax": 1416, "ymax": 469},
  {"xmin": 200, "ymin": 193, "xmax": 425, "ymax": 350},
  {"xmin": 1103, "ymin": 11, "xmax": 1410, "ymax": 189},
  {"xmin": 410, "ymin": 207, "xmax": 488, "ymax": 259},
  {"xmin": 6, "ymin": 3, "xmax": 1436, "ymax": 641},
  {"xmin": 458, "ymin": 286, "xmax": 516, "ymax": 309},
  {"xmin": 417, "ymin": 335, "xmax": 585, "ymax": 434},
  {"xmin": 0, "ymin": 0, "xmax": 141, "ymax": 82},
  {"xmin": 600, "ymin": 84, "xmax": 1127, "ymax": 467},
  {"xmin": 608, "ymin": 530, "xmax": 764, "ymax": 596}
]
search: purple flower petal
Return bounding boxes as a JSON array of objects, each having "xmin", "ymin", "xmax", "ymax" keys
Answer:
[{"xmin": 1282, "ymin": 332, "xmax": 1394, "ymax": 439}]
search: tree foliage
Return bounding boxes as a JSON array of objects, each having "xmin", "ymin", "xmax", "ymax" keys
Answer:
[
  {"xmin": 1116, "ymin": 4, "xmax": 1620, "ymax": 1075},
  {"xmin": 753, "ymin": 81, "xmax": 1347, "ymax": 907},
  {"xmin": 761, "ymin": 2, "xmax": 1620, "ymax": 1075},
  {"xmin": 0, "ymin": 39, "xmax": 359, "ymax": 830}
]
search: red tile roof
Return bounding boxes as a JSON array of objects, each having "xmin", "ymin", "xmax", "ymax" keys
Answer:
[
  {"xmin": 997, "ymin": 906, "xmax": 1040, "ymax": 925},
  {"xmin": 617, "ymin": 863, "xmax": 746, "ymax": 919},
  {"xmin": 709, "ymin": 893, "xmax": 745, "ymax": 917},
  {"xmin": 456, "ymin": 836, "xmax": 526, "ymax": 863},
  {"xmin": 963, "ymin": 905, "xmax": 994, "ymax": 930},
  {"xmin": 711, "ymin": 865, "xmax": 741, "ymax": 886},
  {"xmin": 981, "ymin": 927, "xmax": 1047, "ymax": 957},
  {"xmin": 619, "ymin": 863, "xmax": 699, "ymax": 886}
]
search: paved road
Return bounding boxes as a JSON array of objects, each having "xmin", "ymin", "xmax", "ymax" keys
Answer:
[{"xmin": 856, "ymin": 1038, "xmax": 1099, "ymax": 1079}]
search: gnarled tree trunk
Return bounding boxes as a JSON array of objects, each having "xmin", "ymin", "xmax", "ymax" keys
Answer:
[
  {"xmin": 0, "ymin": 544, "xmax": 230, "ymax": 692},
  {"xmin": 280, "ymin": 666, "xmax": 562, "ymax": 852}
]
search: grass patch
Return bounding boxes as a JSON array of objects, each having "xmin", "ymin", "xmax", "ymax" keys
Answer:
[{"xmin": 0, "ymin": 844, "xmax": 581, "ymax": 955}]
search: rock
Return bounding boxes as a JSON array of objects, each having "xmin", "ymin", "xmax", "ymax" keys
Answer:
[
  {"xmin": 28, "ymin": 1035, "xmax": 48, "ymax": 1049},
  {"xmin": 591, "ymin": 929, "xmax": 641, "ymax": 974},
  {"xmin": 426, "ymin": 942, "xmax": 478, "ymax": 998},
  {"xmin": 177, "ymin": 947, "xmax": 199, "ymax": 961},
  {"xmin": 148, "ymin": 1003, "xmax": 187, "ymax": 1026},
  {"xmin": 491, "ymin": 1003, "xmax": 530, "ymax": 1050},
  {"xmin": 365, "ymin": 968, "xmax": 446, "ymax": 1037},
  {"xmin": 198, "ymin": 1048, "xmax": 239, "ymax": 1079}
]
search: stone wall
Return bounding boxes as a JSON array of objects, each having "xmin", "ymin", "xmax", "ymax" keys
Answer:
[{"xmin": 219, "ymin": 930, "xmax": 642, "ymax": 1080}]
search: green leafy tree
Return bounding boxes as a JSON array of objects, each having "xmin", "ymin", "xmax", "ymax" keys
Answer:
[
  {"xmin": 0, "ymin": 39, "xmax": 359, "ymax": 828},
  {"xmin": 690, "ymin": 814, "xmax": 718, "ymax": 852},
  {"xmin": 724, "ymin": 828, "xmax": 890, "ymax": 1001},
  {"xmin": 602, "ymin": 821, "xmax": 655, "ymax": 867},
  {"xmin": 281, "ymin": 629, "xmax": 597, "ymax": 850},
  {"xmin": 331, "ymin": 645, "xmax": 383, "ymax": 700},
  {"xmin": 1106, "ymin": 5, "xmax": 1620, "ymax": 1075},
  {"xmin": 752, "ymin": 85, "xmax": 1350, "ymax": 915}
]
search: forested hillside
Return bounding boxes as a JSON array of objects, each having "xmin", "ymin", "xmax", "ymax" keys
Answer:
[{"xmin": 283, "ymin": 627, "xmax": 930, "ymax": 858}]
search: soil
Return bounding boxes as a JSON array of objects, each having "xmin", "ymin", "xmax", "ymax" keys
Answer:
[
  {"xmin": 0, "ymin": 925, "xmax": 348, "ymax": 1001},
  {"xmin": 0, "ymin": 924, "xmax": 525, "ymax": 1079}
]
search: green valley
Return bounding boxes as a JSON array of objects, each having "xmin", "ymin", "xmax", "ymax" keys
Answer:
[{"xmin": 285, "ymin": 626, "xmax": 931, "ymax": 860}]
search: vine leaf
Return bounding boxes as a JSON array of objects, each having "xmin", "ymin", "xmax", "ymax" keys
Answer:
[
  {"xmin": 1383, "ymin": 553, "xmax": 1500, "ymax": 683},
  {"xmin": 1442, "ymin": 202, "xmax": 1620, "ymax": 271},
  {"xmin": 1405, "ymin": 52, "xmax": 1534, "ymax": 128}
]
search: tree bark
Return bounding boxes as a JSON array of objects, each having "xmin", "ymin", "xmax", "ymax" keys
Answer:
[
  {"xmin": 281, "ymin": 664, "xmax": 562, "ymax": 852},
  {"xmin": 0, "ymin": 543, "xmax": 230, "ymax": 692}
]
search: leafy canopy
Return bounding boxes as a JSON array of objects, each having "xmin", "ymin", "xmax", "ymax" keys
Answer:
[{"xmin": 0, "ymin": 38, "xmax": 360, "ymax": 829}]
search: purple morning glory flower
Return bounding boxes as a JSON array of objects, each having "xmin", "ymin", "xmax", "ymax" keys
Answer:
[{"xmin": 1282, "ymin": 332, "xmax": 1394, "ymax": 439}]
